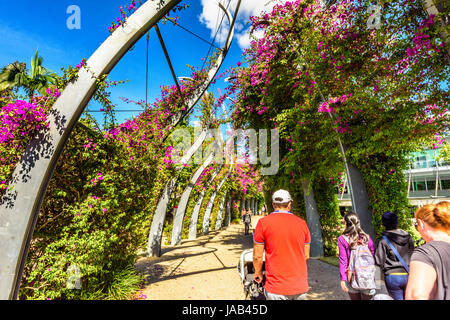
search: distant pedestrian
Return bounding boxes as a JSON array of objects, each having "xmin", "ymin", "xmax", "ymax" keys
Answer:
[
  {"xmin": 253, "ymin": 189, "xmax": 311, "ymax": 300},
  {"xmin": 243, "ymin": 210, "xmax": 252, "ymax": 235},
  {"xmin": 338, "ymin": 212, "xmax": 376, "ymax": 300},
  {"xmin": 375, "ymin": 211, "xmax": 415, "ymax": 300},
  {"xmin": 406, "ymin": 201, "xmax": 450, "ymax": 300},
  {"xmin": 261, "ymin": 205, "xmax": 266, "ymax": 216},
  {"xmin": 241, "ymin": 208, "xmax": 246, "ymax": 221}
]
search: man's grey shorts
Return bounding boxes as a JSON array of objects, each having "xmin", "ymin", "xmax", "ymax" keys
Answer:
[{"xmin": 264, "ymin": 289, "xmax": 307, "ymax": 300}]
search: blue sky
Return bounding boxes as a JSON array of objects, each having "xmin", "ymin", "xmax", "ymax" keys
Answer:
[{"xmin": 0, "ymin": 0, "xmax": 265, "ymax": 126}]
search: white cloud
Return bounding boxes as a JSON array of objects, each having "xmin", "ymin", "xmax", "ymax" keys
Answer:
[
  {"xmin": 199, "ymin": 0, "xmax": 290, "ymax": 51},
  {"xmin": 237, "ymin": 29, "xmax": 265, "ymax": 50}
]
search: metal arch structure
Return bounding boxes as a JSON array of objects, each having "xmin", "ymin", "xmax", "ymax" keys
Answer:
[
  {"xmin": 188, "ymin": 164, "xmax": 223, "ymax": 240},
  {"xmin": 202, "ymin": 164, "xmax": 233, "ymax": 235},
  {"xmin": 146, "ymin": 125, "xmax": 210, "ymax": 256},
  {"xmin": 422, "ymin": 0, "xmax": 449, "ymax": 56},
  {"xmin": 225, "ymin": 197, "xmax": 232, "ymax": 227},
  {"xmin": 0, "ymin": 0, "xmax": 241, "ymax": 299},
  {"xmin": 170, "ymin": 150, "xmax": 216, "ymax": 246},
  {"xmin": 239, "ymin": 198, "xmax": 245, "ymax": 220},
  {"xmin": 0, "ymin": 0, "xmax": 183, "ymax": 300},
  {"xmin": 146, "ymin": 0, "xmax": 241, "ymax": 257},
  {"xmin": 214, "ymin": 193, "xmax": 228, "ymax": 230},
  {"xmin": 167, "ymin": 0, "xmax": 241, "ymax": 130},
  {"xmin": 170, "ymin": 80, "xmax": 235, "ymax": 246}
]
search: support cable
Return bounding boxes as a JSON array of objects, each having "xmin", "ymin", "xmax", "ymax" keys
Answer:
[
  {"xmin": 169, "ymin": 20, "xmax": 222, "ymax": 51},
  {"xmin": 201, "ymin": 0, "xmax": 232, "ymax": 71},
  {"xmin": 155, "ymin": 23, "xmax": 184, "ymax": 100}
]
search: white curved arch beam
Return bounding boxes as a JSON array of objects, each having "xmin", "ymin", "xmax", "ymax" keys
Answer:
[
  {"xmin": 167, "ymin": 0, "xmax": 241, "ymax": 129},
  {"xmin": 225, "ymin": 197, "xmax": 232, "ymax": 227},
  {"xmin": 188, "ymin": 164, "xmax": 223, "ymax": 240},
  {"xmin": 170, "ymin": 151, "xmax": 215, "ymax": 246},
  {"xmin": 147, "ymin": 0, "xmax": 241, "ymax": 256},
  {"xmin": 214, "ymin": 193, "xmax": 227, "ymax": 230},
  {"xmin": 422, "ymin": 0, "xmax": 449, "ymax": 55},
  {"xmin": 202, "ymin": 164, "xmax": 233, "ymax": 235},
  {"xmin": 0, "ymin": 0, "xmax": 182, "ymax": 300},
  {"xmin": 147, "ymin": 126, "xmax": 209, "ymax": 257}
]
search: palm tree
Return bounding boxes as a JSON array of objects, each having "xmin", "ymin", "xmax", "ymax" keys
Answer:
[
  {"xmin": 0, "ymin": 49, "xmax": 57, "ymax": 101},
  {"xmin": 0, "ymin": 62, "xmax": 28, "ymax": 92}
]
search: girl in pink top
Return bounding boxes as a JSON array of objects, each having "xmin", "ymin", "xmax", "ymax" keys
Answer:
[{"xmin": 338, "ymin": 212, "xmax": 376, "ymax": 300}]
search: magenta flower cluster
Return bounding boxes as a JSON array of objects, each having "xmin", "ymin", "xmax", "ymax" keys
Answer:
[
  {"xmin": 83, "ymin": 139, "xmax": 97, "ymax": 151},
  {"xmin": 90, "ymin": 172, "xmax": 105, "ymax": 186},
  {"xmin": 0, "ymin": 100, "xmax": 49, "ymax": 145},
  {"xmin": 108, "ymin": 0, "xmax": 143, "ymax": 33},
  {"xmin": 0, "ymin": 100, "xmax": 50, "ymax": 191},
  {"xmin": 46, "ymin": 87, "xmax": 61, "ymax": 98}
]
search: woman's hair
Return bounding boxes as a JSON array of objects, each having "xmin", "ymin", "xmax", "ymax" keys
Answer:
[
  {"xmin": 342, "ymin": 212, "xmax": 369, "ymax": 248},
  {"xmin": 415, "ymin": 201, "xmax": 450, "ymax": 231}
]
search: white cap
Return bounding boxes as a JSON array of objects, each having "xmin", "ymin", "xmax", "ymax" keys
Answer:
[{"xmin": 272, "ymin": 189, "xmax": 292, "ymax": 204}]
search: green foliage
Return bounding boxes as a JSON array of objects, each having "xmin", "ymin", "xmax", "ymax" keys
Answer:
[
  {"xmin": 0, "ymin": 49, "xmax": 57, "ymax": 100},
  {"xmin": 350, "ymin": 151, "xmax": 413, "ymax": 239},
  {"xmin": 19, "ymin": 120, "xmax": 156, "ymax": 300},
  {"xmin": 103, "ymin": 266, "xmax": 143, "ymax": 300},
  {"xmin": 0, "ymin": 31, "xmax": 257, "ymax": 301},
  {"xmin": 229, "ymin": 199, "xmax": 241, "ymax": 223},
  {"xmin": 210, "ymin": 187, "xmax": 227, "ymax": 231},
  {"xmin": 228, "ymin": 0, "xmax": 448, "ymax": 251},
  {"xmin": 313, "ymin": 177, "xmax": 343, "ymax": 256},
  {"xmin": 440, "ymin": 142, "xmax": 450, "ymax": 163},
  {"xmin": 182, "ymin": 192, "xmax": 198, "ymax": 239},
  {"xmin": 318, "ymin": 256, "xmax": 340, "ymax": 268}
]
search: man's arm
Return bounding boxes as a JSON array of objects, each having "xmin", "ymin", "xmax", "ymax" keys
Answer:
[
  {"xmin": 253, "ymin": 243, "xmax": 265, "ymax": 283},
  {"xmin": 304, "ymin": 243, "xmax": 310, "ymax": 260}
]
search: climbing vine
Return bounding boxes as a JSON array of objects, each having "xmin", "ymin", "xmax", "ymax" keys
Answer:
[{"xmin": 225, "ymin": 0, "xmax": 448, "ymax": 250}]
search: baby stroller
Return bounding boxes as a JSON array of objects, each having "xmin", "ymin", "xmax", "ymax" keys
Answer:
[{"xmin": 237, "ymin": 249, "xmax": 266, "ymax": 300}]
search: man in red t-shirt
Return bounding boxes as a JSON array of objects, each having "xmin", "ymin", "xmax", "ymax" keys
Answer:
[{"xmin": 253, "ymin": 189, "xmax": 311, "ymax": 300}]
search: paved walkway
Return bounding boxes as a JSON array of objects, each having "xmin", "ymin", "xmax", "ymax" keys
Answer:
[{"xmin": 135, "ymin": 216, "xmax": 349, "ymax": 300}]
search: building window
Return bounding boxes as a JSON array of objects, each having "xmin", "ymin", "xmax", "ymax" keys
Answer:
[
  {"xmin": 442, "ymin": 179, "xmax": 450, "ymax": 191},
  {"xmin": 414, "ymin": 181, "xmax": 427, "ymax": 191},
  {"xmin": 414, "ymin": 156, "xmax": 427, "ymax": 169},
  {"xmin": 427, "ymin": 180, "xmax": 436, "ymax": 191}
]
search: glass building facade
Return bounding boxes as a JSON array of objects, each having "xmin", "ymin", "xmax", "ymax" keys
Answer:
[
  {"xmin": 408, "ymin": 146, "xmax": 450, "ymax": 198},
  {"xmin": 338, "ymin": 138, "xmax": 450, "ymax": 206}
]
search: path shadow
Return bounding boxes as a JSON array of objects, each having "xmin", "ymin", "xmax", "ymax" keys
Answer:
[
  {"xmin": 137, "ymin": 262, "xmax": 237, "ymax": 286},
  {"xmin": 135, "ymin": 222, "xmax": 252, "ymax": 287},
  {"xmin": 136, "ymin": 218, "xmax": 348, "ymax": 300}
]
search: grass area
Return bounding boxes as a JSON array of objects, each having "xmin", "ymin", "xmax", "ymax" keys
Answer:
[{"xmin": 318, "ymin": 256, "xmax": 339, "ymax": 268}]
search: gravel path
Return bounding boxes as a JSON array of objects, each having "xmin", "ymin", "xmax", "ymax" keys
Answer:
[{"xmin": 135, "ymin": 216, "xmax": 349, "ymax": 300}]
